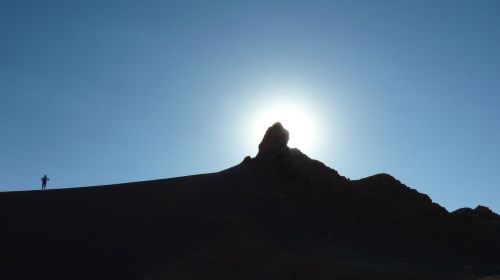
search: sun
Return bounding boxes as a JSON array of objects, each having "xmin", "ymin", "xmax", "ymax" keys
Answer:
[{"xmin": 251, "ymin": 101, "xmax": 318, "ymax": 155}]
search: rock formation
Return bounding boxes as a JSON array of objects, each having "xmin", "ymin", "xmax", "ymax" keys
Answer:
[{"xmin": 256, "ymin": 122, "xmax": 290, "ymax": 159}]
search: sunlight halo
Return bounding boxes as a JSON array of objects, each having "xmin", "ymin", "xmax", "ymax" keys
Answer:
[{"xmin": 250, "ymin": 99, "xmax": 320, "ymax": 156}]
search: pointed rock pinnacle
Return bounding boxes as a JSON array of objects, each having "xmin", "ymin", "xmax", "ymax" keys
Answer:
[{"xmin": 256, "ymin": 122, "xmax": 290, "ymax": 159}]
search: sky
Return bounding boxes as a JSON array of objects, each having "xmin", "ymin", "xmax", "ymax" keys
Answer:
[{"xmin": 0, "ymin": 0, "xmax": 499, "ymax": 212}]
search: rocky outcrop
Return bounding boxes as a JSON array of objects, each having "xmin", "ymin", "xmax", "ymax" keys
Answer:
[
  {"xmin": 453, "ymin": 205, "xmax": 500, "ymax": 220},
  {"xmin": 452, "ymin": 205, "xmax": 500, "ymax": 233},
  {"xmin": 247, "ymin": 124, "xmax": 499, "ymax": 273},
  {"xmin": 256, "ymin": 122, "xmax": 290, "ymax": 159}
]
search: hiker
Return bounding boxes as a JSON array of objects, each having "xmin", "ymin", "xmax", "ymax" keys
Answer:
[{"xmin": 41, "ymin": 175, "xmax": 49, "ymax": 191}]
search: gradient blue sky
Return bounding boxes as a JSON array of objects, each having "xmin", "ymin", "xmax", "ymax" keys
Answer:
[{"xmin": 1, "ymin": 0, "xmax": 499, "ymax": 212}]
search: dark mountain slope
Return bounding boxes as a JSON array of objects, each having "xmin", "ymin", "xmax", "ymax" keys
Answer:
[{"xmin": 1, "ymin": 122, "xmax": 499, "ymax": 280}]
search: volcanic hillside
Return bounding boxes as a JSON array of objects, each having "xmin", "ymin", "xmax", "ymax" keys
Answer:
[{"xmin": 1, "ymin": 123, "xmax": 499, "ymax": 280}]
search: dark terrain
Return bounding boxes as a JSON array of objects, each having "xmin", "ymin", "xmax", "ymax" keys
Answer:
[{"xmin": 1, "ymin": 123, "xmax": 499, "ymax": 280}]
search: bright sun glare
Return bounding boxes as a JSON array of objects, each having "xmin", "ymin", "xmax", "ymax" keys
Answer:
[{"xmin": 251, "ymin": 101, "xmax": 318, "ymax": 155}]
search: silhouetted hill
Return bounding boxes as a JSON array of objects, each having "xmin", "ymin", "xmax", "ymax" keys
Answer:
[{"xmin": 1, "ymin": 123, "xmax": 499, "ymax": 280}]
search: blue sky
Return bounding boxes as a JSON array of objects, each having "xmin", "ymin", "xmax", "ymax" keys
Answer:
[{"xmin": 1, "ymin": 0, "xmax": 499, "ymax": 212}]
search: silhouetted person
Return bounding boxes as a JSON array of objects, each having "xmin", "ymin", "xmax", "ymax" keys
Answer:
[{"xmin": 41, "ymin": 175, "xmax": 49, "ymax": 191}]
